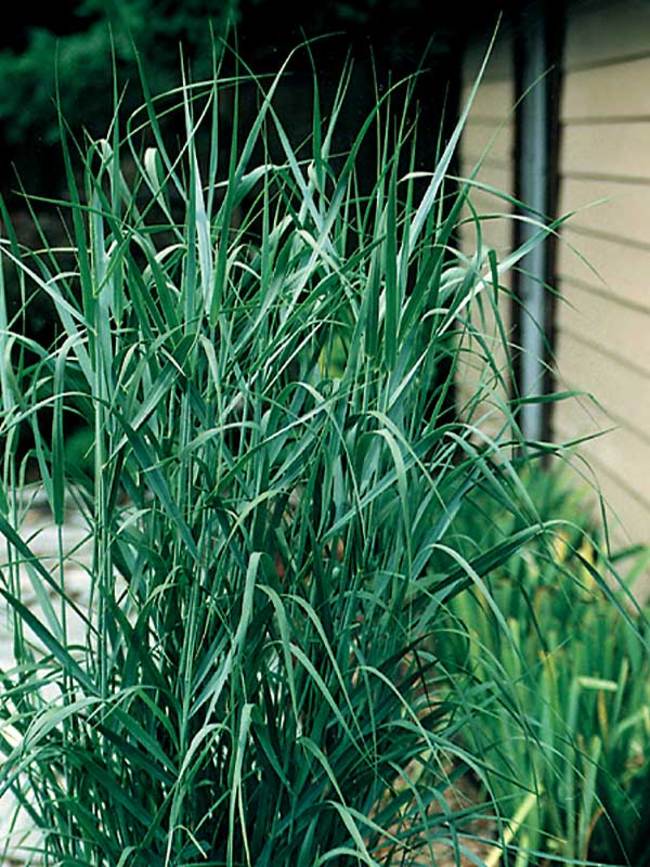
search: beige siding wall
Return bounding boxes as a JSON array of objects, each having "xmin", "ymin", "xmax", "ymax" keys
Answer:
[
  {"xmin": 457, "ymin": 33, "xmax": 516, "ymax": 438},
  {"xmin": 555, "ymin": 0, "xmax": 650, "ymax": 552}
]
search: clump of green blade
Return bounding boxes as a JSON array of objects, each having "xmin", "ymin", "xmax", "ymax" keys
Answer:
[{"xmin": 0, "ymin": 36, "xmax": 602, "ymax": 867}]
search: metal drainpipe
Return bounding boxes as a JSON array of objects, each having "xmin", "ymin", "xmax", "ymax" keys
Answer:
[{"xmin": 518, "ymin": 0, "xmax": 549, "ymax": 443}]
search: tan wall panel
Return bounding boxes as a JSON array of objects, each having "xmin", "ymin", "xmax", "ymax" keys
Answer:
[
  {"xmin": 459, "ymin": 158, "xmax": 511, "ymax": 184},
  {"xmin": 461, "ymin": 81, "xmax": 515, "ymax": 121},
  {"xmin": 594, "ymin": 469, "xmax": 650, "ymax": 555},
  {"xmin": 553, "ymin": 389, "xmax": 611, "ymax": 446},
  {"xmin": 554, "ymin": 398, "xmax": 650, "ymax": 507},
  {"xmin": 565, "ymin": 0, "xmax": 650, "ymax": 70},
  {"xmin": 458, "ymin": 158, "xmax": 514, "ymax": 283},
  {"xmin": 459, "ymin": 30, "xmax": 515, "ymax": 441},
  {"xmin": 556, "ymin": 229, "xmax": 650, "ymax": 311},
  {"xmin": 557, "ymin": 279, "xmax": 650, "ymax": 375},
  {"xmin": 461, "ymin": 121, "xmax": 514, "ymax": 167},
  {"xmin": 555, "ymin": 328, "xmax": 650, "ymax": 436},
  {"xmin": 555, "ymin": 1, "xmax": 650, "ymax": 564},
  {"xmin": 562, "ymin": 57, "xmax": 650, "ymax": 120},
  {"xmin": 465, "ymin": 193, "xmax": 514, "ymax": 221},
  {"xmin": 464, "ymin": 189, "xmax": 512, "ymax": 220},
  {"xmin": 562, "ymin": 122, "xmax": 650, "ymax": 179},
  {"xmin": 458, "ymin": 162, "xmax": 513, "ymax": 197},
  {"xmin": 458, "ymin": 161, "xmax": 515, "ymax": 250},
  {"xmin": 559, "ymin": 177, "xmax": 650, "ymax": 245},
  {"xmin": 457, "ymin": 217, "xmax": 513, "ymax": 254}
]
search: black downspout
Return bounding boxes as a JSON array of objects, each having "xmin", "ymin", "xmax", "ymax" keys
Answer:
[{"xmin": 512, "ymin": 0, "xmax": 565, "ymax": 449}]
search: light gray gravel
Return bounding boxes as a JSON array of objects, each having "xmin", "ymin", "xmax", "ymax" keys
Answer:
[{"xmin": 0, "ymin": 493, "xmax": 94, "ymax": 864}]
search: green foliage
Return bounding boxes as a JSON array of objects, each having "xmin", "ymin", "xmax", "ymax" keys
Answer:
[
  {"xmin": 0, "ymin": 0, "xmax": 237, "ymax": 148},
  {"xmin": 0, "ymin": 39, "xmax": 615, "ymax": 866},
  {"xmin": 63, "ymin": 424, "xmax": 95, "ymax": 478},
  {"xmin": 444, "ymin": 468, "xmax": 650, "ymax": 865}
]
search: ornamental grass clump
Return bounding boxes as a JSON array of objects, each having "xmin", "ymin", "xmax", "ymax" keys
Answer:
[{"xmin": 0, "ymin": 42, "xmax": 574, "ymax": 865}]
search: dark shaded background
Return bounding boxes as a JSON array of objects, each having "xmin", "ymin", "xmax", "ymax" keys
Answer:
[{"xmin": 1, "ymin": 0, "xmax": 519, "ymax": 194}]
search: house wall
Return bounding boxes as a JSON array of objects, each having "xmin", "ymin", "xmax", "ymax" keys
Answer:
[
  {"xmin": 553, "ymin": 0, "xmax": 650, "ymax": 550},
  {"xmin": 459, "ymin": 1, "xmax": 650, "ymax": 573},
  {"xmin": 457, "ymin": 30, "xmax": 516, "ymax": 440}
]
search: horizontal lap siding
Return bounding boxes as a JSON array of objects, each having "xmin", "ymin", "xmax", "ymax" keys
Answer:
[
  {"xmin": 564, "ymin": 0, "xmax": 650, "ymax": 70},
  {"xmin": 554, "ymin": 399, "xmax": 650, "ymax": 518},
  {"xmin": 555, "ymin": 329, "xmax": 650, "ymax": 442},
  {"xmin": 560, "ymin": 177, "xmax": 650, "ymax": 244},
  {"xmin": 555, "ymin": 0, "xmax": 650, "ymax": 561},
  {"xmin": 458, "ymin": 35, "xmax": 515, "ymax": 439},
  {"xmin": 557, "ymin": 228, "xmax": 650, "ymax": 310},
  {"xmin": 563, "ymin": 124, "xmax": 650, "ymax": 179},
  {"xmin": 563, "ymin": 58, "xmax": 650, "ymax": 119},
  {"xmin": 558, "ymin": 280, "xmax": 650, "ymax": 375},
  {"xmin": 461, "ymin": 122, "xmax": 513, "ymax": 168}
]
